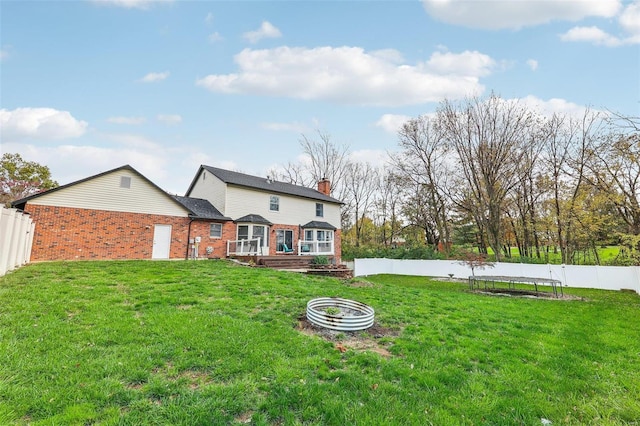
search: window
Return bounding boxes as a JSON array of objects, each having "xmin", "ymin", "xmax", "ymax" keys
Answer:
[
  {"xmin": 210, "ymin": 223, "xmax": 222, "ymax": 238},
  {"xmin": 315, "ymin": 203, "xmax": 323, "ymax": 217},
  {"xmin": 316, "ymin": 230, "xmax": 333, "ymax": 241},
  {"xmin": 252, "ymin": 225, "xmax": 268, "ymax": 247},
  {"xmin": 120, "ymin": 176, "xmax": 131, "ymax": 189},
  {"xmin": 276, "ymin": 229, "xmax": 294, "ymax": 252},
  {"xmin": 238, "ymin": 225, "xmax": 249, "ymax": 240},
  {"xmin": 270, "ymin": 195, "xmax": 280, "ymax": 212},
  {"xmin": 305, "ymin": 230, "xmax": 314, "ymax": 241}
]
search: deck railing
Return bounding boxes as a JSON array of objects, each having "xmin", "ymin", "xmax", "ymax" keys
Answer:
[
  {"xmin": 227, "ymin": 238, "xmax": 262, "ymax": 256},
  {"xmin": 297, "ymin": 240, "xmax": 334, "ymax": 256}
]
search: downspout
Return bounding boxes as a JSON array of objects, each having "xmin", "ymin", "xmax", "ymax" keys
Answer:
[{"xmin": 185, "ymin": 217, "xmax": 194, "ymax": 260}]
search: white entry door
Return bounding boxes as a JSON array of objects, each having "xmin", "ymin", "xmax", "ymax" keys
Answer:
[{"xmin": 152, "ymin": 224, "xmax": 172, "ymax": 259}]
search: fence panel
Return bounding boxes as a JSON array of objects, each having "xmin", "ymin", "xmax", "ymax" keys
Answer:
[
  {"xmin": 354, "ymin": 258, "xmax": 640, "ymax": 294},
  {"xmin": 0, "ymin": 206, "xmax": 34, "ymax": 276}
]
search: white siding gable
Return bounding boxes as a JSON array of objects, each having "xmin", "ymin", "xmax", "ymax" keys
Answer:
[
  {"xmin": 187, "ymin": 170, "xmax": 227, "ymax": 214},
  {"xmin": 225, "ymin": 186, "xmax": 341, "ymax": 228},
  {"xmin": 28, "ymin": 169, "xmax": 189, "ymax": 217}
]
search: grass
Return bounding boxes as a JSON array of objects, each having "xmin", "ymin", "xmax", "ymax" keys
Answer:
[
  {"xmin": 0, "ymin": 261, "xmax": 639, "ymax": 425},
  {"xmin": 484, "ymin": 246, "xmax": 622, "ymax": 265}
]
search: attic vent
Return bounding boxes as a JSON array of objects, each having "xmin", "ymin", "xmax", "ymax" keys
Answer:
[{"xmin": 120, "ymin": 176, "xmax": 132, "ymax": 189}]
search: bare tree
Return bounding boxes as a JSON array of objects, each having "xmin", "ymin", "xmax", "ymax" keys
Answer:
[
  {"xmin": 541, "ymin": 110, "xmax": 603, "ymax": 264},
  {"xmin": 375, "ymin": 170, "xmax": 403, "ymax": 247},
  {"xmin": 390, "ymin": 115, "xmax": 452, "ymax": 251},
  {"xmin": 270, "ymin": 129, "xmax": 353, "ymax": 227},
  {"xmin": 588, "ymin": 113, "xmax": 640, "ymax": 234},
  {"xmin": 437, "ymin": 95, "xmax": 538, "ymax": 261},
  {"xmin": 344, "ymin": 162, "xmax": 379, "ymax": 247}
]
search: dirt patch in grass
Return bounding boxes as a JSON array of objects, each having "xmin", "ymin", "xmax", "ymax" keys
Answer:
[
  {"xmin": 474, "ymin": 289, "xmax": 585, "ymax": 300},
  {"xmin": 296, "ymin": 315, "xmax": 398, "ymax": 357},
  {"xmin": 233, "ymin": 410, "xmax": 254, "ymax": 424},
  {"xmin": 343, "ymin": 278, "xmax": 376, "ymax": 288}
]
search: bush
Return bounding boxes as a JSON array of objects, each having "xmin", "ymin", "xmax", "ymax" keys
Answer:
[
  {"xmin": 341, "ymin": 244, "xmax": 444, "ymax": 261},
  {"xmin": 311, "ymin": 255, "xmax": 329, "ymax": 265}
]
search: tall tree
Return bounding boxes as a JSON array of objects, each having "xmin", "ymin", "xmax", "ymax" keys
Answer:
[
  {"xmin": 438, "ymin": 95, "xmax": 537, "ymax": 261},
  {"xmin": 270, "ymin": 129, "xmax": 352, "ymax": 227},
  {"xmin": 587, "ymin": 114, "xmax": 640, "ymax": 234},
  {"xmin": 344, "ymin": 162, "xmax": 379, "ymax": 247},
  {"xmin": 391, "ymin": 115, "xmax": 452, "ymax": 251},
  {"xmin": 1, "ymin": 153, "xmax": 58, "ymax": 207}
]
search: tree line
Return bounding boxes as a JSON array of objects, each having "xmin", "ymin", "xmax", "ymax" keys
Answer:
[{"xmin": 274, "ymin": 94, "xmax": 640, "ymax": 265}]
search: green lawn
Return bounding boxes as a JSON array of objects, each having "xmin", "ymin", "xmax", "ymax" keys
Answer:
[
  {"xmin": 1, "ymin": 261, "xmax": 639, "ymax": 425},
  {"xmin": 483, "ymin": 246, "xmax": 622, "ymax": 265}
]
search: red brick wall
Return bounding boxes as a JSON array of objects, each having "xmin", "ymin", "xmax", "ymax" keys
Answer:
[
  {"xmin": 267, "ymin": 224, "xmax": 300, "ymax": 256},
  {"xmin": 188, "ymin": 221, "xmax": 236, "ymax": 259},
  {"xmin": 25, "ymin": 203, "xmax": 343, "ymax": 262},
  {"xmin": 27, "ymin": 204, "xmax": 191, "ymax": 261}
]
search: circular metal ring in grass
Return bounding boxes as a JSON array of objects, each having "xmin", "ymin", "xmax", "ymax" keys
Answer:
[{"xmin": 306, "ymin": 297, "xmax": 375, "ymax": 331}]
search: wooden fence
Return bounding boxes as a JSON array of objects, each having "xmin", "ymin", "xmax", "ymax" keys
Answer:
[{"xmin": 0, "ymin": 206, "xmax": 35, "ymax": 277}]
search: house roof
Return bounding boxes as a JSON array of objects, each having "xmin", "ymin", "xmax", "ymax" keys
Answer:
[
  {"xmin": 235, "ymin": 214, "xmax": 273, "ymax": 225},
  {"xmin": 301, "ymin": 221, "xmax": 337, "ymax": 230},
  {"xmin": 186, "ymin": 165, "xmax": 342, "ymax": 204},
  {"xmin": 11, "ymin": 164, "xmax": 189, "ymax": 213},
  {"xmin": 172, "ymin": 196, "xmax": 231, "ymax": 221}
]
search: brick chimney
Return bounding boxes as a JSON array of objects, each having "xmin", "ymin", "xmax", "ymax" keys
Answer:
[{"xmin": 318, "ymin": 177, "xmax": 331, "ymax": 196}]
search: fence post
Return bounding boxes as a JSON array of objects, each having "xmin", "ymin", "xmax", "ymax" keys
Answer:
[{"xmin": 0, "ymin": 208, "xmax": 17, "ymax": 276}]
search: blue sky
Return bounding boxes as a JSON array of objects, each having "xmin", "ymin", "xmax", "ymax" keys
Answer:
[{"xmin": 1, "ymin": 0, "xmax": 639, "ymax": 195}]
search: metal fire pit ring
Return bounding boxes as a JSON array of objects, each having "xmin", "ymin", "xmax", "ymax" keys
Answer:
[{"xmin": 306, "ymin": 297, "xmax": 375, "ymax": 331}]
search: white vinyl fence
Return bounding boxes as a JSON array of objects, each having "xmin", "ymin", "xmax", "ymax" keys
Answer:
[
  {"xmin": 0, "ymin": 206, "xmax": 35, "ymax": 277},
  {"xmin": 354, "ymin": 258, "xmax": 640, "ymax": 294}
]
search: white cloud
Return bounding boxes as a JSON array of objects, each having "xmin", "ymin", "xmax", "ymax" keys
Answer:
[
  {"xmin": 182, "ymin": 152, "xmax": 237, "ymax": 173},
  {"xmin": 208, "ymin": 32, "xmax": 223, "ymax": 43},
  {"xmin": 526, "ymin": 59, "xmax": 539, "ymax": 71},
  {"xmin": 518, "ymin": 95, "xmax": 597, "ymax": 118},
  {"xmin": 560, "ymin": 1, "xmax": 640, "ymax": 46},
  {"xmin": 196, "ymin": 46, "xmax": 494, "ymax": 107},
  {"xmin": 422, "ymin": 0, "xmax": 621, "ymax": 30},
  {"xmin": 243, "ymin": 21, "xmax": 282, "ymax": 43},
  {"xmin": 560, "ymin": 26, "xmax": 623, "ymax": 46},
  {"xmin": 205, "ymin": 12, "xmax": 214, "ymax": 25},
  {"xmin": 619, "ymin": 1, "xmax": 640, "ymax": 37},
  {"xmin": 261, "ymin": 121, "xmax": 310, "ymax": 133},
  {"xmin": 107, "ymin": 116, "xmax": 146, "ymax": 125},
  {"xmin": 0, "ymin": 49, "xmax": 8, "ymax": 61},
  {"xmin": 3, "ymin": 141, "xmax": 171, "ymax": 188},
  {"xmin": 425, "ymin": 50, "xmax": 495, "ymax": 76},
  {"xmin": 375, "ymin": 114, "xmax": 412, "ymax": 134},
  {"xmin": 157, "ymin": 114, "xmax": 182, "ymax": 124},
  {"xmin": 91, "ymin": 0, "xmax": 173, "ymax": 10},
  {"xmin": 349, "ymin": 149, "xmax": 389, "ymax": 168},
  {"xmin": 0, "ymin": 107, "xmax": 88, "ymax": 140},
  {"xmin": 107, "ymin": 133, "xmax": 161, "ymax": 150},
  {"xmin": 139, "ymin": 71, "xmax": 170, "ymax": 83}
]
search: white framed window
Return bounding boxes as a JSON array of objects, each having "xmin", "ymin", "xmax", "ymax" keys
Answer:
[
  {"xmin": 315, "ymin": 203, "xmax": 323, "ymax": 217},
  {"xmin": 270, "ymin": 195, "xmax": 280, "ymax": 212},
  {"xmin": 238, "ymin": 224, "xmax": 269, "ymax": 247},
  {"xmin": 276, "ymin": 229, "xmax": 294, "ymax": 252},
  {"xmin": 316, "ymin": 230, "xmax": 333, "ymax": 241},
  {"xmin": 210, "ymin": 223, "xmax": 222, "ymax": 238}
]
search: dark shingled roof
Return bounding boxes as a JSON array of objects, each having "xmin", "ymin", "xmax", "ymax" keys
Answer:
[
  {"xmin": 235, "ymin": 214, "xmax": 273, "ymax": 225},
  {"xmin": 301, "ymin": 221, "xmax": 337, "ymax": 230},
  {"xmin": 172, "ymin": 196, "xmax": 231, "ymax": 221},
  {"xmin": 191, "ymin": 165, "xmax": 342, "ymax": 204}
]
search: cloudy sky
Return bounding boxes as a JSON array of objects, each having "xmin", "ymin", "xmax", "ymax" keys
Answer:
[{"xmin": 1, "ymin": 0, "xmax": 638, "ymax": 194}]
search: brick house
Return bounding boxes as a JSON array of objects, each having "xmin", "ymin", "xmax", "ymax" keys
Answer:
[
  {"xmin": 12, "ymin": 164, "xmax": 342, "ymax": 263},
  {"xmin": 185, "ymin": 165, "xmax": 343, "ymax": 262}
]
